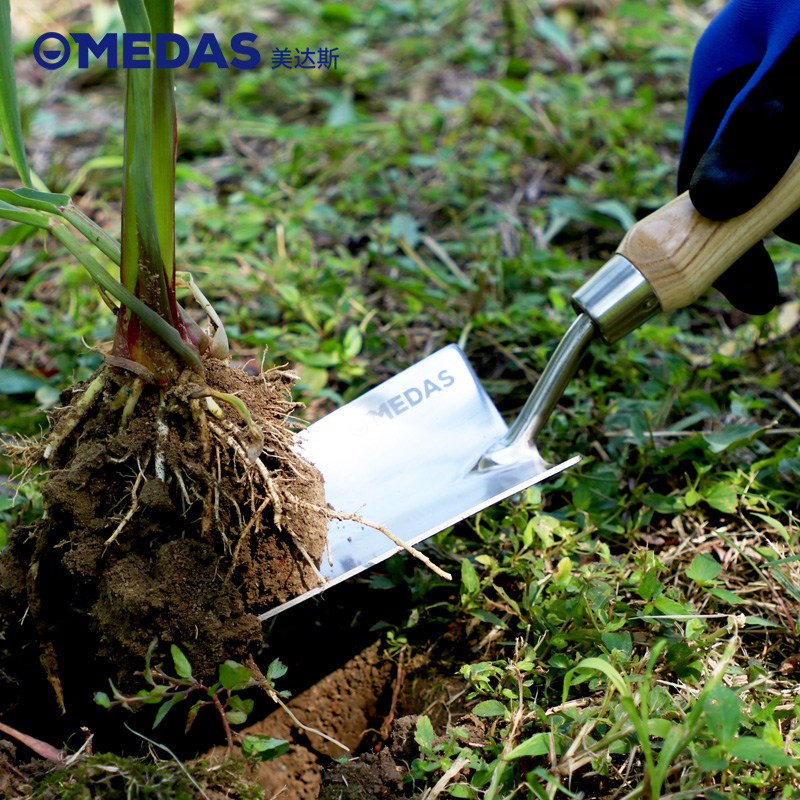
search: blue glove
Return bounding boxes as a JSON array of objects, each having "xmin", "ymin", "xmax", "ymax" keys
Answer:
[{"xmin": 678, "ymin": 0, "xmax": 800, "ymax": 314}]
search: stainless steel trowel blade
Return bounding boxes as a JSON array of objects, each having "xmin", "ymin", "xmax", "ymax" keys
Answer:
[{"xmin": 259, "ymin": 345, "xmax": 579, "ymax": 620}]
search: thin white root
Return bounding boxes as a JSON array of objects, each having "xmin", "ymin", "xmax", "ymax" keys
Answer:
[
  {"xmin": 106, "ymin": 456, "xmax": 148, "ymax": 545},
  {"xmin": 173, "ymin": 467, "xmax": 191, "ymax": 508},
  {"xmin": 189, "ymin": 397, "xmax": 211, "ymax": 463},
  {"xmin": 230, "ymin": 494, "xmax": 271, "ymax": 569},
  {"xmin": 155, "ymin": 399, "xmax": 168, "ymax": 482},
  {"xmin": 193, "ymin": 388, "xmax": 263, "ymax": 462},
  {"xmin": 287, "ymin": 533, "xmax": 326, "ymax": 587},
  {"xmin": 289, "ymin": 496, "xmax": 452, "ymax": 581},
  {"xmin": 207, "ymin": 420, "xmax": 283, "ymax": 528}
]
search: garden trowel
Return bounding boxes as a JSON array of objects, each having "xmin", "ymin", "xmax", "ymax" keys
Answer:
[{"xmin": 260, "ymin": 153, "xmax": 800, "ymax": 620}]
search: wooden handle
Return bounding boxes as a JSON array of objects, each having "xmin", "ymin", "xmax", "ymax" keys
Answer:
[{"xmin": 617, "ymin": 152, "xmax": 800, "ymax": 312}]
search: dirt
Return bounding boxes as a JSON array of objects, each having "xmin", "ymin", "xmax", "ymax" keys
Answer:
[
  {"xmin": 235, "ymin": 641, "xmax": 394, "ymax": 799},
  {"xmin": 0, "ymin": 742, "xmax": 50, "ymax": 800},
  {"xmin": 0, "ymin": 357, "xmax": 327, "ymax": 730},
  {"xmin": 317, "ymin": 714, "xmax": 487, "ymax": 799}
]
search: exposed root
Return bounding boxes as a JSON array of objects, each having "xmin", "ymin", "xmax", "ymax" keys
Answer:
[
  {"xmin": 3, "ymin": 357, "xmax": 328, "ymax": 710},
  {"xmin": 43, "ymin": 370, "xmax": 108, "ymax": 461},
  {"xmin": 173, "ymin": 466, "xmax": 191, "ymax": 508},
  {"xmin": 105, "ymin": 455, "xmax": 149, "ymax": 545},
  {"xmin": 288, "ymin": 495, "xmax": 453, "ymax": 581},
  {"xmin": 0, "ymin": 720, "xmax": 64, "ymax": 764},
  {"xmin": 121, "ymin": 376, "xmax": 146, "ymax": 429},
  {"xmin": 207, "ymin": 419, "xmax": 283, "ymax": 528},
  {"xmin": 190, "ymin": 387, "xmax": 264, "ymax": 462},
  {"xmin": 154, "ymin": 398, "xmax": 168, "ymax": 482},
  {"xmin": 287, "ymin": 533, "xmax": 326, "ymax": 587},
  {"xmin": 0, "ymin": 433, "xmax": 42, "ymax": 499},
  {"xmin": 230, "ymin": 494, "xmax": 272, "ymax": 570},
  {"xmin": 189, "ymin": 396, "xmax": 211, "ymax": 463}
]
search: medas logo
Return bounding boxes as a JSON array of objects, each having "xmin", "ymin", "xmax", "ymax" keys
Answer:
[{"xmin": 32, "ymin": 32, "xmax": 340, "ymax": 71}]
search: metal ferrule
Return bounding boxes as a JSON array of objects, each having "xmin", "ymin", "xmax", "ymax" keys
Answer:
[
  {"xmin": 475, "ymin": 255, "xmax": 661, "ymax": 473},
  {"xmin": 571, "ymin": 254, "xmax": 659, "ymax": 343}
]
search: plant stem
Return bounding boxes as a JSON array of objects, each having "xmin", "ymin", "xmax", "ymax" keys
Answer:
[{"xmin": 50, "ymin": 222, "xmax": 202, "ymax": 371}]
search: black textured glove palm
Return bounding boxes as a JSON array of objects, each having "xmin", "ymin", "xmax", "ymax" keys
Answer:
[{"xmin": 679, "ymin": 0, "xmax": 800, "ymax": 314}]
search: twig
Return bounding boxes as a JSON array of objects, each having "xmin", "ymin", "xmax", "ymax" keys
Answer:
[{"xmin": 246, "ymin": 658, "xmax": 349, "ymax": 754}]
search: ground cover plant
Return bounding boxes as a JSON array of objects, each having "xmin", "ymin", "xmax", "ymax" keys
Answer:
[{"xmin": 2, "ymin": 0, "xmax": 800, "ymax": 798}]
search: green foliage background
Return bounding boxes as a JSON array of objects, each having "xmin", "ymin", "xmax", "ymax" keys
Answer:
[{"xmin": 2, "ymin": 1, "xmax": 800, "ymax": 797}]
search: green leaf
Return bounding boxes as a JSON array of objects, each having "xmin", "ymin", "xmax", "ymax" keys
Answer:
[
  {"xmin": 703, "ymin": 484, "xmax": 738, "ymax": 514},
  {"xmin": 591, "ymin": 199, "xmax": 637, "ymax": 230},
  {"xmin": 342, "ymin": 325, "xmax": 363, "ymax": 359},
  {"xmin": 267, "ymin": 658, "xmax": 287, "ymax": 681},
  {"xmin": 653, "ymin": 597, "xmax": 690, "ymax": 617},
  {"xmin": 752, "ymin": 513, "xmax": 789, "ymax": 541},
  {"xmin": 642, "ymin": 493, "xmax": 685, "ymax": 514},
  {"xmin": 706, "ymin": 586, "xmax": 743, "ymax": 605},
  {"xmin": 94, "ymin": 692, "xmax": 111, "ymax": 709},
  {"xmin": 562, "ymin": 657, "xmax": 629, "ymax": 704},
  {"xmin": 470, "ymin": 609, "xmax": 508, "ymax": 629},
  {"xmin": 646, "ymin": 719, "xmax": 672, "ymax": 738},
  {"xmin": 743, "ymin": 615, "xmax": 783, "ymax": 628},
  {"xmin": 701, "ymin": 424, "xmax": 761, "ymax": 454},
  {"xmin": 241, "ymin": 735, "xmax": 291, "ymax": 762},
  {"xmin": 686, "ymin": 554, "xmax": 722, "ymax": 583},
  {"xmin": 727, "ymin": 736, "xmax": 798, "ymax": 766},
  {"xmin": 695, "ymin": 745, "xmax": 729, "ymax": 772},
  {"xmin": 507, "ymin": 733, "xmax": 549, "ymax": 759},
  {"xmin": 390, "ymin": 212, "xmax": 420, "ymax": 248},
  {"xmin": 472, "ymin": 700, "xmax": 507, "ymax": 718},
  {"xmin": 703, "ymin": 686, "xmax": 741, "ymax": 747},
  {"xmin": 152, "ymin": 694, "xmax": 181, "ymax": 729},
  {"xmin": 320, "ymin": 2, "xmax": 359, "ymax": 23},
  {"xmin": 170, "ymin": 645, "xmax": 193, "ymax": 679},
  {"xmin": 415, "ymin": 715, "xmax": 434, "ymax": 752},
  {"xmin": 0, "ymin": 188, "xmax": 69, "ymax": 212},
  {"xmin": 601, "ymin": 631, "xmax": 633, "ymax": 657},
  {"xmin": 461, "ymin": 559, "xmax": 479, "ymax": 595},
  {"xmin": 218, "ymin": 661, "xmax": 252, "ymax": 690},
  {"xmin": 0, "ymin": 199, "xmax": 49, "ymax": 228},
  {"xmin": 225, "ymin": 709, "xmax": 248, "ymax": 726},
  {"xmin": 0, "ymin": 0, "xmax": 31, "ymax": 186},
  {"xmin": 533, "ymin": 16, "xmax": 573, "ymax": 58},
  {"xmin": 448, "ymin": 786, "xmax": 477, "ymax": 799}
]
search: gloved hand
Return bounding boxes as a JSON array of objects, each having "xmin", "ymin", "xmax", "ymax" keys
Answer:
[{"xmin": 678, "ymin": 0, "xmax": 800, "ymax": 314}]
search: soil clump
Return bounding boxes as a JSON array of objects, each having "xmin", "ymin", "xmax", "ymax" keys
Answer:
[{"xmin": 0, "ymin": 358, "xmax": 327, "ymax": 732}]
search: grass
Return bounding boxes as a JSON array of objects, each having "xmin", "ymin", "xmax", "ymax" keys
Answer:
[{"xmin": 3, "ymin": 0, "xmax": 800, "ymax": 798}]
